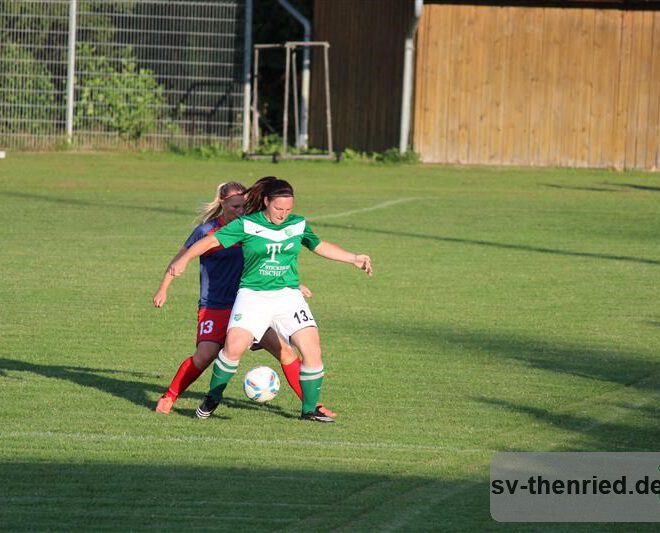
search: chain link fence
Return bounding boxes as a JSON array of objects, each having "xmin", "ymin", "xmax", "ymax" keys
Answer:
[{"xmin": 0, "ymin": 0, "xmax": 246, "ymax": 150}]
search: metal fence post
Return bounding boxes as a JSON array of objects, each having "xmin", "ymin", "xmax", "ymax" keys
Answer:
[
  {"xmin": 282, "ymin": 44, "xmax": 291, "ymax": 156},
  {"xmin": 323, "ymin": 42, "xmax": 332, "ymax": 155},
  {"xmin": 65, "ymin": 0, "xmax": 77, "ymax": 144},
  {"xmin": 242, "ymin": 0, "xmax": 253, "ymax": 153}
]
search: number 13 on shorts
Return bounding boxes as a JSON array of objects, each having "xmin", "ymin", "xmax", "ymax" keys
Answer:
[
  {"xmin": 293, "ymin": 309, "xmax": 313, "ymax": 324},
  {"xmin": 196, "ymin": 308, "xmax": 232, "ymax": 345},
  {"xmin": 199, "ymin": 320, "xmax": 214, "ymax": 335}
]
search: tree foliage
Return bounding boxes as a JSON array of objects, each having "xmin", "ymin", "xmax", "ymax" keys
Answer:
[
  {"xmin": 75, "ymin": 44, "xmax": 168, "ymax": 140},
  {"xmin": 0, "ymin": 40, "xmax": 56, "ymax": 134}
]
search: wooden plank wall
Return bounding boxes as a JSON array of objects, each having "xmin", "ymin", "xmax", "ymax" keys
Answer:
[
  {"xmin": 310, "ymin": 0, "xmax": 412, "ymax": 152},
  {"xmin": 414, "ymin": 5, "xmax": 660, "ymax": 169}
]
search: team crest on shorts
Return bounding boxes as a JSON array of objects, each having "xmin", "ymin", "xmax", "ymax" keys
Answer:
[{"xmin": 233, "ymin": 313, "xmax": 242, "ymax": 321}]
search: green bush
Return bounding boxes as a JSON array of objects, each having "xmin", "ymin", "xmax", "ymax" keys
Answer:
[
  {"xmin": 341, "ymin": 147, "xmax": 420, "ymax": 164},
  {"xmin": 341, "ymin": 147, "xmax": 372, "ymax": 162},
  {"xmin": 374, "ymin": 147, "xmax": 420, "ymax": 164},
  {"xmin": 168, "ymin": 142, "xmax": 243, "ymax": 160},
  {"xmin": 0, "ymin": 40, "xmax": 57, "ymax": 134},
  {"xmin": 252, "ymin": 133, "xmax": 284, "ymax": 154},
  {"xmin": 75, "ymin": 44, "xmax": 168, "ymax": 141}
]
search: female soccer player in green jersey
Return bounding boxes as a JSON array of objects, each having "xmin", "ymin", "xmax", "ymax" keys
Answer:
[
  {"xmin": 168, "ymin": 176, "xmax": 373, "ymax": 422},
  {"xmin": 152, "ymin": 181, "xmax": 335, "ymax": 418}
]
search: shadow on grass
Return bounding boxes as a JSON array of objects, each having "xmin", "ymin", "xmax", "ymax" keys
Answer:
[
  {"xmin": 356, "ymin": 320, "xmax": 660, "ymax": 450},
  {"xmin": 604, "ymin": 182, "xmax": 660, "ymax": 193},
  {"xmin": 0, "ymin": 358, "xmax": 164, "ymax": 408},
  {"xmin": 2, "ymin": 461, "xmax": 657, "ymax": 531},
  {"xmin": 313, "ymin": 221, "xmax": 660, "ymax": 266},
  {"xmin": 365, "ymin": 322, "xmax": 660, "ymax": 394},
  {"xmin": 476, "ymin": 397, "xmax": 660, "ymax": 451},
  {"xmin": 176, "ymin": 397, "xmax": 298, "ymax": 420},
  {"xmin": 0, "ymin": 462, "xmax": 488, "ymax": 531},
  {"xmin": 0, "ymin": 358, "xmax": 295, "ymax": 419},
  {"xmin": 540, "ymin": 183, "xmax": 621, "ymax": 193},
  {"xmin": 461, "ymin": 332, "xmax": 659, "ymax": 393},
  {"xmin": 0, "ymin": 190, "xmax": 190, "ymax": 217},
  {"xmin": 3, "ymin": 190, "xmax": 659, "ymax": 266},
  {"xmin": 546, "ymin": 181, "xmax": 660, "ymax": 194}
]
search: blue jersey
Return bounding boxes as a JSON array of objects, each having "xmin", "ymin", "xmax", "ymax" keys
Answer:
[{"xmin": 184, "ymin": 217, "xmax": 243, "ymax": 309}]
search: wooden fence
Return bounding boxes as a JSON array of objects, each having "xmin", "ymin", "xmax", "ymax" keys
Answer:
[
  {"xmin": 310, "ymin": 0, "xmax": 412, "ymax": 153},
  {"xmin": 414, "ymin": 4, "xmax": 660, "ymax": 169}
]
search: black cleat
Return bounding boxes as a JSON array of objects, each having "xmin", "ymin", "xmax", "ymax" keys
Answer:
[
  {"xmin": 300, "ymin": 407, "xmax": 335, "ymax": 423},
  {"xmin": 195, "ymin": 395, "xmax": 220, "ymax": 419}
]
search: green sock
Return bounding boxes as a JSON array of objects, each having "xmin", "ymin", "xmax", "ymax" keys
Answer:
[
  {"xmin": 209, "ymin": 350, "xmax": 239, "ymax": 401},
  {"xmin": 300, "ymin": 365, "xmax": 324, "ymax": 414}
]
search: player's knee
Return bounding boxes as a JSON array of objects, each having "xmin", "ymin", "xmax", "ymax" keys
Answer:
[
  {"xmin": 301, "ymin": 350, "xmax": 323, "ymax": 367},
  {"xmin": 223, "ymin": 340, "xmax": 249, "ymax": 360},
  {"xmin": 194, "ymin": 342, "xmax": 221, "ymax": 368},
  {"xmin": 193, "ymin": 351, "xmax": 215, "ymax": 369}
]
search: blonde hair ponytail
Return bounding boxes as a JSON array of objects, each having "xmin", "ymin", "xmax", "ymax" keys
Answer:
[{"xmin": 197, "ymin": 181, "xmax": 246, "ymax": 224}]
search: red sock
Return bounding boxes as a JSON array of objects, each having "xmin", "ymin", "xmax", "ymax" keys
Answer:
[
  {"xmin": 281, "ymin": 359, "xmax": 303, "ymax": 400},
  {"xmin": 165, "ymin": 357, "xmax": 203, "ymax": 400}
]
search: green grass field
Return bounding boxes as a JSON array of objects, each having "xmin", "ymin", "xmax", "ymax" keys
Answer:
[{"xmin": 0, "ymin": 153, "xmax": 659, "ymax": 531}]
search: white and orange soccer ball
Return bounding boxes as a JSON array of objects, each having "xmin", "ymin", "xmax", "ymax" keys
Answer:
[{"xmin": 243, "ymin": 366, "xmax": 280, "ymax": 403}]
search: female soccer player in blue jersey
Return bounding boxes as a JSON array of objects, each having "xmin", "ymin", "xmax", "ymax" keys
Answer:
[
  {"xmin": 168, "ymin": 177, "xmax": 373, "ymax": 422},
  {"xmin": 152, "ymin": 181, "xmax": 335, "ymax": 417}
]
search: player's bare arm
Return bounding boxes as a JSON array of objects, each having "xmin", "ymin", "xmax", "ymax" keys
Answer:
[
  {"xmin": 313, "ymin": 241, "xmax": 373, "ymax": 276},
  {"xmin": 153, "ymin": 246, "xmax": 187, "ymax": 307},
  {"xmin": 169, "ymin": 234, "xmax": 219, "ymax": 277}
]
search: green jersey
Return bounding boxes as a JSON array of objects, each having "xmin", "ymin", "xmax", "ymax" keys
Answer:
[{"xmin": 214, "ymin": 211, "xmax": 321, "ymax": 291}]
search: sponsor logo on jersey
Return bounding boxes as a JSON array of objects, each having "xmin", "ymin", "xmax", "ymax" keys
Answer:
[
  {"xmin": 265, "ymin": 243, "xmax": 283, "ymax": 263},
  {"xmin": 260, "ymin": 242, "xmax": 291, "ymax": 277},
  {"xmin": 244, "ymin": 219, "xmax": 306, "ymax": 241}
]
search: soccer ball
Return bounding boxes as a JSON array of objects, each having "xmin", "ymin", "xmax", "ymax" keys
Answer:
[{"xmin": 243, "ymin": 366, "xmax": 280, "ymax": 403}]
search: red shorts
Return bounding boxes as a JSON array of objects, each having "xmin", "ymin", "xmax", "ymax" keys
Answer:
[{"xmin": 196, "ymin": 307, "xmax": 231, "ymax": 346}]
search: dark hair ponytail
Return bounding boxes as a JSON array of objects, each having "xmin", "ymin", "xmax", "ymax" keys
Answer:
[{"xmin": 244, "ymin": 176, "xmax": 294, "ymax": 214}]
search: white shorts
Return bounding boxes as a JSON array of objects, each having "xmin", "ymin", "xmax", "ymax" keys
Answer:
[{"xmin": 228, "ymin": 287, "xmax": 317, "ymax": 343}]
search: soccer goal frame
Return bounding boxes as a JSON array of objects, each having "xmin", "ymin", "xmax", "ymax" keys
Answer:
[{"xmin": 247, "ymin": 41, "xmax": 333, "ymax": 161}]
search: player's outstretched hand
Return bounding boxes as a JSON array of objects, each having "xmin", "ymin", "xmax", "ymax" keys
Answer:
[
  {"xmin": 354, "ymin": 254, "xmax": 373, "ymax": 276},
  {"xmin": 153, "ymin": 288, "xmax": 167, "ymax": 308},
  {"xmin": 299, "ymin": 284, "xmax": 313, "ymax": 298}
]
